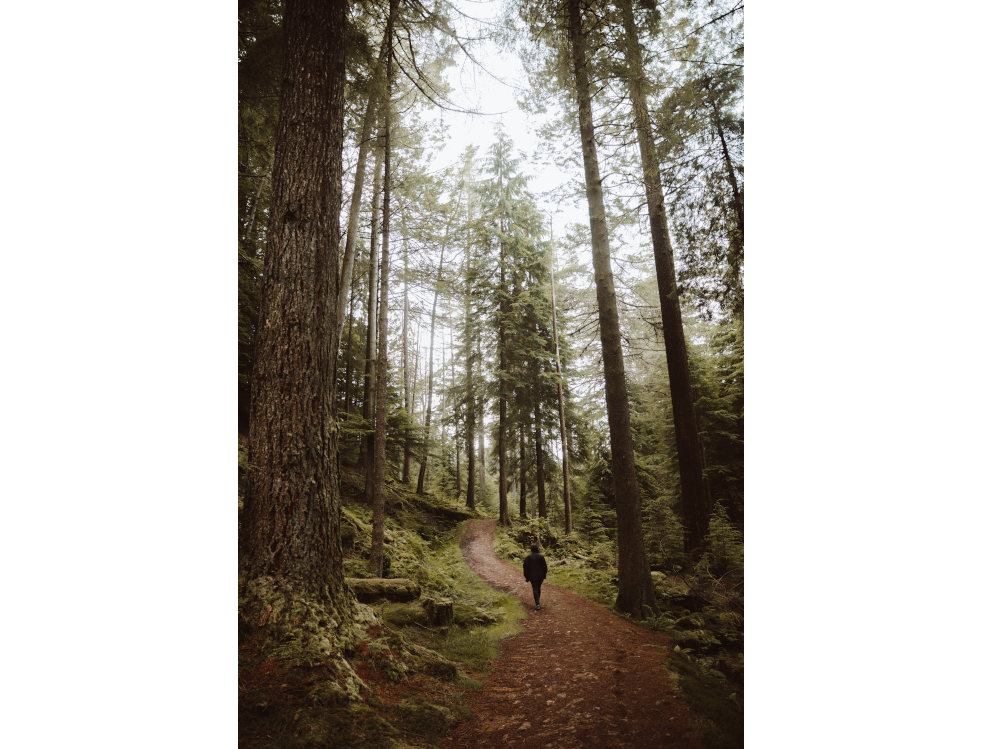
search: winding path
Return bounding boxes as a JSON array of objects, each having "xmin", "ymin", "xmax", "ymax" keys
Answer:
[{"xmin": 441, "ymin": 519, "xmax": 703, "ymax": 748}]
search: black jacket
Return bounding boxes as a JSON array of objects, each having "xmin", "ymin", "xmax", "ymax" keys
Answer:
[{"xmin": 523, "ymin": 552, "xmax": 548, "ymax": 582}]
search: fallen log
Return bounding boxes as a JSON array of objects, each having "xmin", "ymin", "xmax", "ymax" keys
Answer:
[{"xmin": 345, "ymin": 577, "xmax": 421, "ymax": 603}]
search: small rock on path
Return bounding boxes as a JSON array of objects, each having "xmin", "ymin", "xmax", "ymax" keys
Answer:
[{"xmin": 441, "ymin": 519, "xmax": 703, "ymax": 748}]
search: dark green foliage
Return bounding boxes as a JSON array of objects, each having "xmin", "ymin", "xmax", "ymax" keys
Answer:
[
  {"xmin": 701, "ymin": 502, "xmax": 743, "ymax": 578},
  {"xmin": 643, "ymin": 497, "xmax": 686, "ymax": 571}
]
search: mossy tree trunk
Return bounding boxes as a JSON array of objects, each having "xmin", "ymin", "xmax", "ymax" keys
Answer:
[{"xmin": 241, "ymin": 0, "xmax": 354, "ymax": 638}]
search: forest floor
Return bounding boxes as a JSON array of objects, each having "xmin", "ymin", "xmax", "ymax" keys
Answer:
[{"xmin": 441, "ymin": 519, "xmax": 704, "ymax": 749}]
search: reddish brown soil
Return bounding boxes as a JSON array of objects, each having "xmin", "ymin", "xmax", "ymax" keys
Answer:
[{"xmin": 441, "ymin": 520, "xmax": 703, "ymax": 749}]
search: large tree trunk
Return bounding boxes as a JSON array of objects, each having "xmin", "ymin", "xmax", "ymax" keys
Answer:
[
  {"xmin": 369, "ymin": 1, "xmax": 396, "ymax": 576},
  {"xmin": 567, "ymin": 0, "xmax": 655, "ymax": 617},
  {"xmin": 240, "ymin": 0, "xmax": 355, "ymax": 649},
  {"xmin": 618, "ymin": 0, "xmax": 710, "ymax": 552}
]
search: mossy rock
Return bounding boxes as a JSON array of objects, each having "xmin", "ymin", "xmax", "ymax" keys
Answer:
[
  {"xmin": 394, "ymin": 696, "xmax": 458, "ymax": 737},
  {"xmin": 380, "ymin": 601, "xmax": 429, "ymax": 627},
  {"xmin": 453, "ymin": 602, "xmax": 501, "ymax": 627},
  {"xmin": 670, "ymin": 627, "xmax": 723, "ymax": 654}
]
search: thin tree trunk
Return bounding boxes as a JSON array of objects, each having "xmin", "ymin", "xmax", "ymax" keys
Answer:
[
  {"xmin": 465, "ymin": 290, "xmax": 476, "ymax": 510},
  {"xmin": 369, "ymin": 3, "xmax": 396, "ymax": 575},
  {"xmin": 548, "ymin": 221, "xmax": 572, "ymax": 533},
  {"xmin": 618, "ymin": 0, "xmax": 710, "ymax": 552},
  {"xmin": 242, "ymin": 0, "xmax": 350, "ymax": 616},
  {"xmin": 476, "ymin": 332, "xmax": 487, "ymax": 499},
  {"xmin": 335, "ymin": 18, "xmax": 394, "ymax": 349},
  {"xmin": 714, "ymin": 115, "xmax": 744, "ymax": 237},
  {"xmin": 496, "ymin": 170, "xmax": 511, "ymax": 527},
  {"xmin": 567, "ymin": 0, "xmax": 655, "ymax": 617},
  {"xmin": 711, "ymin": 101, "xmax": 744, "ymax": 309},
  {"xmin": 241, "ymin": 173, "xmax": 267, "ymax": 248},
  {"xmin": 402, "ymin": 236, "xmax": 411, "ymax": 484},
  {"xmin": 533, "ymin": 401, "xmax": 547, "ymax": 518},
  {"xmin": 519, "ymin": 425, "xmax": 527, "ymax": 519},
  {"xmin": 342, "ymin": 253, "xmax": 358, "ymax": 415},
  {"xmin": 360, "ymin": 142, "xmax": 383, "ymax": 476},
  {"xmin": 451, "ymin": 323, "xmax": 461, "ymax": 497},
  {"xmin": 410, "ymin": 319, "xmax": 421, "ymax": 423},
  {"xmin": 416, "ymin": 230, "xmax": 449, "ymax": 495}
]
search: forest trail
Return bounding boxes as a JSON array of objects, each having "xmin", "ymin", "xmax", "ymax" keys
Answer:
[{"xmin": 441, "ymin": 520, "xmax": 703, "ymax": 749}]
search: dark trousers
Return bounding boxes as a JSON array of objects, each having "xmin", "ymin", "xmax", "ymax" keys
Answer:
[{"xmin": 530, "ymin": 580, "xmax": 543, "ymax": 605}]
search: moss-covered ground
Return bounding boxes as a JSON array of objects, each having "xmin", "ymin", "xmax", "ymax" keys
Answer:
[{"xmin": 240, "ymin": 466, "xmax": 529, "ymax": 749}]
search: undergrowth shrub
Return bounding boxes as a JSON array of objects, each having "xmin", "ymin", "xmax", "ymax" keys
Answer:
[
  {"xmin": 701, "ymin": 502, "xmax": 743, "ymax": 579},
  {"xmin": 643, "ymin": 497, "xmax": 686, "ymax": 571}
]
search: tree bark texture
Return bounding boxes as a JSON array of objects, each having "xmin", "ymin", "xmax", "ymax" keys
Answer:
[
  {"xmin": 242, "ymin": 0, "xmax": 350, "ymax": 614},
  {"xmin": 567, "ymin": 0, "xmax": 656, "ymax": 617},
  {"xmin": 619, "ymin": 0, "xmax": 710, "ymax": 552}
]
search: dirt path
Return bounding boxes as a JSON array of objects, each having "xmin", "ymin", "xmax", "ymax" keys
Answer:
[{"xmin": 441, "ymin": 520, "xmax": 703, "ymax": 749}]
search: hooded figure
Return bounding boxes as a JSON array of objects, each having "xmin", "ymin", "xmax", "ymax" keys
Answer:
[{"xmin": 523, "ymin": 543, "xmax": 548, "ymax": 610}]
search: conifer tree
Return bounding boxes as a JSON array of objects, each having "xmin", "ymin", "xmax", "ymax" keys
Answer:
[
  {"xmin": 564, "ymin": 0, "xmax": 656, "ymax": 616},
  {"xmin": 614, "ymin": 0, "xmax": 710, "ymax": 552}
]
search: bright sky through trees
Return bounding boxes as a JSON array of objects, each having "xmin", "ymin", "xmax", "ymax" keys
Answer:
[{"xmin": 423, "ymin": 0, "xmax": 588, "ymax": 238}]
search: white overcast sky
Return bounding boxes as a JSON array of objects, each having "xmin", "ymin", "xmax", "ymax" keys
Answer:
[{"xmin": 421, "ymin": 0, "xmax": 590, "ymax": 239}]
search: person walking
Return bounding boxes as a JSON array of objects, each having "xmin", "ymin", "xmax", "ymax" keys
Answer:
[{"xmin": 523, "ymin": 543, "xmax": 548, "ymax": 611}]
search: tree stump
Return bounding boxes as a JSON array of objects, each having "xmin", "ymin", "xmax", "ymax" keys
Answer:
[{"xmin": 421, "ymin": 597, "xmax": 454, "ymax": 627}]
